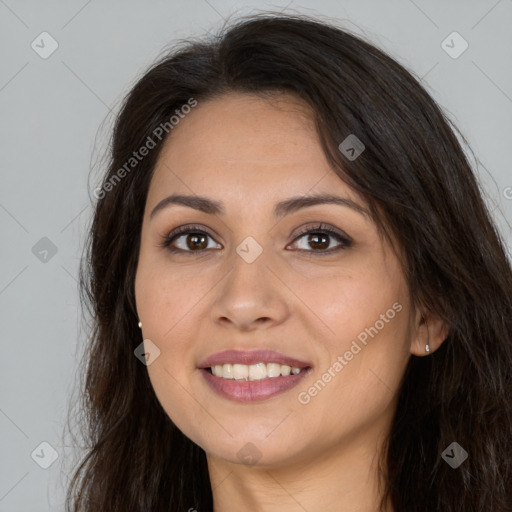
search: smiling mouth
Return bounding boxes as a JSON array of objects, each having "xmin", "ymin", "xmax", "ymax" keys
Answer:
[{"xmin": 206, "ymin": 362, "xmax": 311, "ymax": 380}]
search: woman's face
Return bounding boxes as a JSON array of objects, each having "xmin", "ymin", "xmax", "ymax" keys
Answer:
[{"xmin": 135, "ymin": 92, "xmax": 422, "ymax": 468}]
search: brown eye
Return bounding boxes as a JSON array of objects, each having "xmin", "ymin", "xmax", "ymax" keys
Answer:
[
  {"xmin": 304, "ymin": 233, "xmax": 330, "ymax": 250},
  {"xmin": 162, "ymin": 225, "xmax": 221, "ymax": 253},
  {"xmin": 289, "ymin": 223, "xmax": 352, "ymax": 254},
  {"xmin": 293, "ymin": 231, "xmax": 342, "ymax": 252},
  {"xmin": 184, "ymin": 233, "xmax": 208, "ymax": 250},
  {"xmin": 161, "ymin": 223, "xmax": 351, "ymax": 255}
]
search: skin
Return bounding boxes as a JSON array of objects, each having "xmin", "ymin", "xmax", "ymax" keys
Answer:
[{"xmin": 134, "ymin": 92, "xmax": 448, "ymax": 512}]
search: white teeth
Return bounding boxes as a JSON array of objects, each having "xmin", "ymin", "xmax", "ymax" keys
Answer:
[
  {"xmin": 248, "ymin": 363, "xmax": 267, "ymax": 381},
  {"xmin": 210, "ymin": 362, "xmax": 304, "ymax": 380},
  {"xmin": 267, "ymin": 363, "xmax": 281, "ymax": 378},
  {"xmin": 222, "ymin": 363, "xmax": 234, "ymax": 379},
  {"xmin": 280, "ymin": 365, "xmax": 291, "ymax": 376},
  {"xmin": 232, "ymin": 364, "xmax": 249, "ymax": 380}
]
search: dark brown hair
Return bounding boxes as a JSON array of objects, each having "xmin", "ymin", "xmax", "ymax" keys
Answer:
[{"xmin": 64, "ymin": 12, "xmax": 512, "ymax": 512}]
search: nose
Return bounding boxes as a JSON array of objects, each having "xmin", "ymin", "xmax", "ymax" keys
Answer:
[{"xmin": 209, "ymin": 244, "xmax": 291, "ymax": 332}]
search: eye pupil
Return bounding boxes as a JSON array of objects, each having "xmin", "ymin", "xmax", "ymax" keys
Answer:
[
  {"xmin": 187, "ymin": 233, "xmax": 208, "ymax": 250},
  {"xmin": 308, "ymin": 233, "xmax": 329, "ymax": 250}
]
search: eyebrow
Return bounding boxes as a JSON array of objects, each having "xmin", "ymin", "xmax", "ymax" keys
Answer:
[{"xmin": 149, "ymin": 193, "xmax": 371, "ymax": 220}]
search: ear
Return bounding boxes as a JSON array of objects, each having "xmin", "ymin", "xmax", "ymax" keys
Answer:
[{"xmin": 410, "ymin": 307, "xmax": 449, "ymax": 357}]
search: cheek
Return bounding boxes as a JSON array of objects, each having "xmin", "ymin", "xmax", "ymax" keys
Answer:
[
  {"xmin": 302, "ymin": 259, "xmax": 411, "ymax": 401},
  {"xmin": 134, "ymin": 263, "xmax": 197, "ymax": 414},
  {"xmin": 135, "ymin": 254, "xmax": 207, "ymax": 339},
  {"xmin": 297, "ymin": 305, "xmax": 410, "ymax": 447},
  {"xmin": 303, "ymin": 262, "xmax": 405, "ymax": 345},
  {"xmin": 135, "ymin": 267, "xmax": 202, "ymax": 438},
  {"xmin": 145, "ymin": 360, "xmax": 207, "ymax": 451}
]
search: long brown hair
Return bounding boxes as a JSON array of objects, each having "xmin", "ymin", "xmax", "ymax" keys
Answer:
[{"xmin": 64, "ymin": 12, "xmax": 512, "ymax": 511}]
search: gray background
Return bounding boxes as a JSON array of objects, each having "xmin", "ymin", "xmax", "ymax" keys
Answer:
[{"xmin": 1, "ymin": 1, "xmax": 511, "ymax": 510}]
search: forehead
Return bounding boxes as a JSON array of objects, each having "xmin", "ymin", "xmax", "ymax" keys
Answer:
[{"xmin": 148, "ymin": 92, "xmax": 361, "ymax": 207}]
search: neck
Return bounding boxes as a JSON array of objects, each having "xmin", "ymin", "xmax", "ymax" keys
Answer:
[{"xmin": 207, "ymin": 428, "xmax": 393, "ymax": 512}]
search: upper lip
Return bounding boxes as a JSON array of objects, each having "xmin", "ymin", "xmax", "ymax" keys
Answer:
[{"xmin": 198, "ymin": 349, "xmax": 311, "ymax": 369}]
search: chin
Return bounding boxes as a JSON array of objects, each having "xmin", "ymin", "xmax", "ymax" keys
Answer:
[{"xmin": 196, "ymin": 426, "xmax": 307, "ymax": 467}]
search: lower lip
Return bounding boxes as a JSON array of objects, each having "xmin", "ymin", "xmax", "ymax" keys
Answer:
[{"xmin": 200, "ymin": 368, "xmax": 312, "ymax": 402}]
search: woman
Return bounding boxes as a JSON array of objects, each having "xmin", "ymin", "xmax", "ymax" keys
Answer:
[{"xmin": 65, "ymin": 13, "xmax": 512, "ymax": 512}]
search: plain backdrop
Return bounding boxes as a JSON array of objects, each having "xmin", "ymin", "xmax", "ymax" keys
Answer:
[{"xmin": 1, "ymin": 1, "xmax": 511, "ymax": 510}]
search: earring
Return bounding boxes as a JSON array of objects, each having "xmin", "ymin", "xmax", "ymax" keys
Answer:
[
  {"xmin": 425, "ymin": 343, "xmax": 430, "ymax": 353},
  {"xmin": 138, "ymin": 321, "xmax": 142, "ymax": 329}
]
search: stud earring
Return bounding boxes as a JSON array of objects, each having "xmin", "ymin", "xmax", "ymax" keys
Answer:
[
  {"xmin": 425, "ymin": 343, "xmax": 430, "ymax": 353},
  {"xmin": 138, "ymin": 321, "xmax": 142, "ymax": 329}
]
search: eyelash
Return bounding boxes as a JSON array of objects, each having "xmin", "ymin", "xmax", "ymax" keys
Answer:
[{"xmin": 160, "ymin": 223, "xmax": 352, "ymax": 256}]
